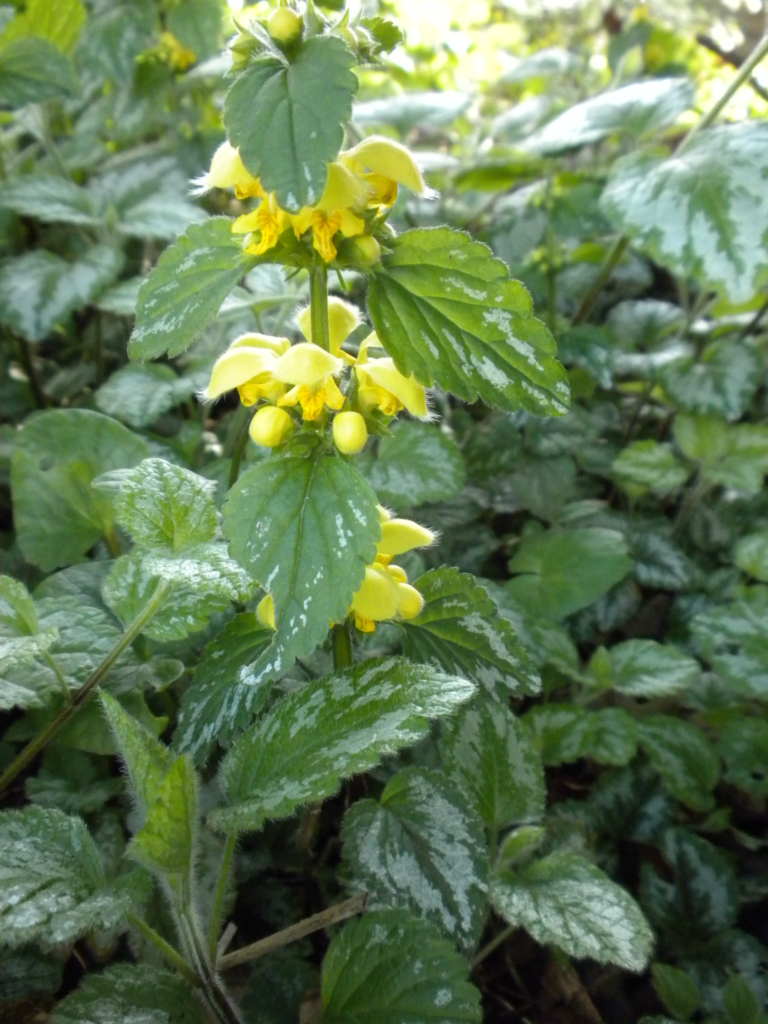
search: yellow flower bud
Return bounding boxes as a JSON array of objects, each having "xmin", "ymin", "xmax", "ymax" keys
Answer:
[
  {"xmin": 249, "ymin": 406, "xmax": 294, "ymax": 448},
  {"xmin": 256, "ymin": 594, "xmax": 276, "ymax": 630},
  {"xmin": 333, "ymin": 411, "xmax": 368, "ymax": 454},
  {"xmin": 268, "ymin": 6, "xmax": 303, "ymax": 46},
  {"xmin": 397, "ymin": 583, "xmax": 424, "ymax": 620},
  {"xmin": 350, "ymin": 235, "xmax": 381, "ymax": 267},
  {"xmin": 378, "ymin": 519, "xmax": 436, "ymax": 558}
]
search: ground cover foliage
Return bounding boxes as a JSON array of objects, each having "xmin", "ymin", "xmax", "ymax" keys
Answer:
[{"xmin": 0, "ymin": 1, "xmax": 767, "ymax": 1023}]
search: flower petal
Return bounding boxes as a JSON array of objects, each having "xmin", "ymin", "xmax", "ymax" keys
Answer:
[
  {"xmin": 343, "ymin": 136, "xmax": 426, "ymax": 195},
  {"xmin": 204, "ymin": 347, "xmax": 278, "ymax": 399},
  {"xmin": 272, "ymin": 343, "xmax": 343, "ymax": 386}
]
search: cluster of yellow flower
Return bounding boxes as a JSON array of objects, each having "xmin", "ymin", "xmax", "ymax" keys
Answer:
[
  {"xmin": 256, "ymin": 506, "xmax": 435, "ymax": 634},
  {"xmin": 204, "ymin": 295, "xmax": 428, "ymax": 454},
  {"xmin": 195, "ymin": 135, "xmax": 429, "ymax": 264}
]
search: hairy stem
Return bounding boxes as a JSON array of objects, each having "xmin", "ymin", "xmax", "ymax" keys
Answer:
[
  {"xmin": 44, "ymin": 651, "xmax": 70, "ymax": 702},
  {"xmin": 0, "ymin": 580, "xmax": 172, "ymax": 795},
  {"xmin": 127, "ymin": 912, "xmax": 202, "ymax": 988},
  {"xmin": 218, "ymin": 892, "xmax": 368, "ymax": 970},
  {"xmin": 310, "ymin": 258, "xmax": 331, "ymax": 352},
  {"xmin": 208, "ymin": 834, "xmax": 237, "ymax": 961},
  {"xmin": 331, "ymin": 621, "xmax": 353, "ymax": 671},
  {"xmin": 178, "ymin": 910, "xmax": 242, "ymax": 1024},
  {"xmin": 471, "ymin": 923, "xmax": 515, "ymax": 969}
]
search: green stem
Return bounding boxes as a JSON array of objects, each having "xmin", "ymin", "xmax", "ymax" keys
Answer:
[
  {"xmin": 679, "ymin": 33, "xmax": 768, "ymax": 154},
  {"xmin": 471, "ymin": 923, "xmax": 515, "ymax": 969},
  {"xmin": 228, "ymin": 410, "xmax": 253, "ymax": 489},
  {"xmin": 332, "ymin": 622, "xmax": 352, "ymax": 671},
  {"xmin": 44, "ymin": 652, "xmax": 70, "ymax": 702},
  {"xmin": 178, "ymin": 911, "xmax": 242, "ymax": 1024},
  {"xmin": 127, "ymin": 912, "xmax": 202, "ymax": 988},
  {"xmin": 208, "ymin": 834, "xmax": 237, "ymax": 961},
  {"xmin": 310, "ymin": 258, "xmax": 331, "ymax": 352},
  {"xmin": 571, "ymin": 235, "xmax": 629, "ymax": 326},
  {"xmin": 16, "ymin": 335, "xmax": 47, "ymax": 409},
  {"xmin": 0, "ymin": 580, "xmax": 172, "ymax": 796}
]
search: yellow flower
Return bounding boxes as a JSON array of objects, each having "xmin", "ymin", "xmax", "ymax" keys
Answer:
[
  {"xmin": 256, "ymin": 594, "xmax": 276, "ymax": 630},
  {"xmin": 203, "ymin": 333, "xmax": 290, "ymax": 407},
  {"xmin": 232, "ymin": 193, "xmax": 289, "ymax": 256},
  {"xmin": 156, "ymin": 31, "xmax": 196, "ymax": 71},
  {"xmin": 295, "ymin": 295, "xmax": 361, "ymax": 363},
  {"xmin": 349, "ymin": 508, "xmax": 436, "ymax": 632},
  {"xmin": 192, "ymin": 141, "xmax": 265, "ymax": 200},
  {"xmin": 340, "ymin": 136, "xmax": 431, "ymax": 209},
  {"xmin": 249, "ymin": 405, "xmax": 294, "ymax": 447},
  {"xmin": 333, "ymin": 411, "xmax": 368, "ymax": 454},
  {"xmin": 273, "ymin": 343, "xmax": 345, "ymax": 421},
  {"xmin": 290, "ymin": 163, "xmax": 367, "ymax": 263},
  {"xmin": 355, "ymin": 332, "xmax": 428, "ymax": 418}
]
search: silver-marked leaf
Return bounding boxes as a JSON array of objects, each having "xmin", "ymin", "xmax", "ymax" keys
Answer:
[
  {"xmin": 507, "ymin": 527, "xmax": 633, "ymax": 621},
  {"xmin": 0, "ymin": 948, "xmax": 64, "ymax": 1005},
  {"xmin": 401, "ymin": 567, "xmax": 540, "ymax": 700},
  {"xmin": 341, "ymin": 767, "xmax": 489, "ymax": 949},
  {"xmin": 129, "ymin": 218, "xmax": 256, "ymax": 360},
  {"xmin": 720, "ymin": 717, "xmax": 768, "ymax": 798},
  {"xmin": 660, "ymin": 339, "xmax": 761, "ymax": 422},
  {"xmin": 52, "ymin": 963, "xmax": 208, "ymax": 1024},
  {"xmin": 612, "ymin": 440, "xmax": 691, "ymax": 496},
  {"xmin": 11, "ymin": 409, "xmax": 149, "ymax": 572},
  {"xmin": 638, "ymin": 716, "xmax": 719, "ymax": 811},
  {"xmin": 587, "ymin": 639, "xmax": 700, "ymax": 698},
  {"xmin": 0, "ymin": 246, "xmax": 122, "ymax": 342},
  {"xmin": 361, "ymin": 420, "xmax": 466, "ymax": 511},
  {"xmin": 0, "ymin": 37, "xmax": 79, "ymax": 105},
  {"xmin": 222, "ymin": 450, "xmax": 380, "ymax": 691},
  {"xmin": 440, "ymin": 697, "xmax": 545, "ymax": 831},
  {"xmin": 175, "ymin": 613, "xmax": 273, "ymax": 763},
  {"xmin": 602, "ymin": 121, "xmax": 768, "ymax": 303},
  {"xmin": 321, "ymin": 910, "xmax": 481, "ymax": 1024},
  {"xmin": 0, "ymin": 806, "xmax": 150, "ymax": 950},
  {"xmin": 491, "ymin": 852, "xmax": 654, "ymax": 971},
  {"xmin": 525, "ymin": 704, "xmax": 638, "ymax": 767},
  {"xmin": 0, "ymin": 175, "xmax": 99, "ymax": 226},
  {"xmin": 368, "ymin": 227, "xmax": 570, "ymax": 416},
  {"xmin": 224, "ymin": 36, "xmax": 357, "ymax": 212},
  {"xmin": 691, "ymin": 591, "xmax": 768, "ymax": 698},
  {"xmin": 104, "ymin": 458, "xmax": 218, "ymax": 551},
  {"xmin": 95, "ymin": 364, "xmax": 198, "ymax": 429},
  {"xmin": 210, "ymin": 657, "xmax": 475, "ymax": 835},
  {"xmin": 523, "ymin": 77, "xmax": 693, "ymax": 155}
]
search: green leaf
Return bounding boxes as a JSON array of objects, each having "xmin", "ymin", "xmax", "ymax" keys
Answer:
[
  {"xmin": 0, "ymin": 38, "xmax": 78, "ymax": 105},
  {"xmin": 723, "ymin": 974, "xmax": 762, "ymax": 1024},
  {"xmin": 26, "ymin": 748, "xmax": 122, "ymax": 816},
  {"xmin": 524, "ymin": 77, "xmax": 693, "ymax": 155},
  {"xmin": 0, "ymin": 0, "xmax": 86, "ymax": 53},
  {"xmin": 0, "ymin": 805, "xmax": 150, "ymax": 949},
  {"xmin": 691, "ymin": 591, "xmax": 768, "ymax": 698},
  {"xmin": 674, "ymin": 414, "xmax": 768, "ymax": 494},
  {"xmin": 128, "ymin": 218, "xmax": 256, "ymax": 360},
  {"xmin": 735, "ymin": 532, "xmax": 768, "ymax": 582},
  {"xmin": 223, "ymin": 449, "xmax": 380, "ymax": 690},
  {"xmin": 353, "ymin": 91, "xmax": 471, "ymax": 131},
  {"xmin": 0, "ymin": 948, "xmax": 64, "ymax": 1005},
  {"xmin": 660, "ymin": 339, "xmax": 761, "ymax": 422},
  {"xmin": 652, "ymin": 963, "xmax": 701, "ymax": 1022},
  {"xmin": 321, "ymin": 910, "xmax": 481, "ymax": 1024},
  {"xmin": 719, "ymin": 717, "xmax": 768, "ymax": 798},
  {"xmin": 131, "ymin": 754, "xmax": 197, "ymax": 895},
  {"xmin": 95, "ymin": 364, "xmax": 198, "ymax": 429},
  {"xmin": 602, "ymin": 121, "xmax": 768, "ymax": 303},
  {"xmin": 11, "ymin": 409, "xmax": 149, "ymax": 571},
  {"xmin": 360, "ymin": 420, "xmax": 466, "ymax": 512},
  {"xmin": 400, "ymin": 567, "xmax": 540, "ymax": 700},
  {"xmin": 506, "ymin": 527, "xmax": 633, "ymax": 621},
  {"xmin": 105, "ymin": 458, "xmax": 218, "ymax": 551},
  {"xmin": 52, "ymin": 963, "xmax": 208, "ymax": 1024},
  {"xmin": 103, "ymin": 546, "xmax": 252, "ymax": 642},
  {"xmin": 0, "ymin": 246, "xmax": 123, "ymax": 342},
  {"xmin": 209, "ymin": 657, "xmax": 475, "ymax": 835},
  {"xmin": 640, "ymin": 828, "xmax": 738, "ymax": 939},
  {"xmin": 0, "ymin": 576, "xmax": 60, "ymax": 703},
  {"xmin": 526, "ymin": 704, "xmax": 638, "ymax": 767},
  {"xmin": 368, "ymin": 227, "xmax": 570, "ymax": 415},
  {"xmin": 241, "ymin": 948, "xmax": 318, "ymax": 1024},
  {"xmin": 612, "ymin": 440, "xmax": 691, "ymax": 496},
  {"xmin": 440, "ymin": 697, "xmax": 545, "ymax": 831},
  {"xmin": 175, "ymin": 613, "xmax": 273, "ymax": 762},
  {"xmin": 491, "ymin": 852, "xmax": 654, "ymax": 971},
  {"xmin": 341, "ymin": 767, "xmax": 489, "ymax": 949},
  {"xmin": 360, "ymin": 16, "xmax": 404, "ymax": 54},
  {"xmin": 587, "ymin": 639, "xmax": 700, "ymax": 698},
  {"xmin": 0, "ymin": 175, "xmax": 99, "ymax": 226},
  {"xmin": 101, "ymin": 691, "xmax": 174, "ymax": 812},
  {"xmin": 0, "ymin": 574, "xmax": 38, "ymax": 635},
  {"xmin": 224, "ymin": 36, "xmax": 357, "ymax": 212},
  {"xmin": 638, "ymin": 716, "xmax": 720, "ymax": 811}
]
